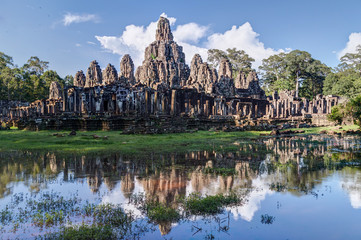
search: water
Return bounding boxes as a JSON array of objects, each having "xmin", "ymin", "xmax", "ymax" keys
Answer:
[{"xmin": 1, "ymin": 134, "xmax": 361, "ymax": 239}]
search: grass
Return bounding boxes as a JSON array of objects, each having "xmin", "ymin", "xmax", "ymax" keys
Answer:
[
  {"xmin": 291, "ymin": 124, "xmax": 359, "ymax": 134},
  {"xmin": 182, "ymin": 192, "xmax": 241, "ymax": 215},
  {"xmin": 146, "ymin": 203, "xmax": 180, "ymax": 223},
  {"xmin": 203, "ymin": 167, "xmax": 237, "ymax": 176},
  {"xmin": 0, "ymin": 125, "xmax": 358, "ymax": 154},
  {"xmin": 0, "ymin": 129, "xmax": 269, "ymax": 154},
  {"xmin": 47, "ymin": 225, "xmax": 115, "ymax": 240}
]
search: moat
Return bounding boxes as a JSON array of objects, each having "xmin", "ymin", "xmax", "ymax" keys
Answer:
[{"xmin": 1, "ymin": 134, "xmax": 361, "ymax": 239}]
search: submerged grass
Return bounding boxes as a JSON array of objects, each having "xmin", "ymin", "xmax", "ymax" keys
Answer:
[
  {"xmin": 182, "ymin": 192, "xmax": 241, "ymax": 215},
  {"xmin": 48, "ymin": 225, "xmax": 115, "ymax": 240}
]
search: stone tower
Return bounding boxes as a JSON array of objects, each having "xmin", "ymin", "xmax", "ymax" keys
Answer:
[{"xmin": 135, "ymin": 17, "xmax": 189, "ymax": 89}]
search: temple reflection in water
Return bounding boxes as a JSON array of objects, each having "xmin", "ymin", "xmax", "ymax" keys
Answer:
[{"xmin": 0, "ymin": 135, "xmax": 361, "ymax": 235}]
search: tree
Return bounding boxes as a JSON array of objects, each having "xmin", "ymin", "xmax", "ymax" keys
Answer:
[
  {"xmin": 207, "ymin": 49, "xmax": 227, "ymax": 69},
  {"xmin": 35, "ymin": 70, "xmax": 63, "ymax": 99},
  {"xmin": 225, "ymin": 48, "xmax": 255, "ymax": 74},
  {"xmin": 339, "ymin": 45, "xmax": 361, "ymax": 72},
  {"xmin": 23, "ymin": 56, "xmax": 49, "ymax": 76},
  {"xmin": 0, "ymin": 52, "xmax": 13, "ymax": 71},
  {"xmin": 207, "ymin": 48, "xmax": 255, "ymax": 75},
  {"xmin": 64, "ymin": 75, "xmax": 74, "ymax": 87},
  {"xmin": 259, "ymin": 50, "xmax": 330, "ymax": 98},
  {"xmin": 259, "ymin": 53, "xmax": 287, "ymax": 94},
  {"xmin": 323, "ymin": 46, "xmax": 361, "ymax": 98}
]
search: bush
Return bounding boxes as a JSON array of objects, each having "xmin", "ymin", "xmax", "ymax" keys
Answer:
[{"xmin": 328, "ymin": 105, "xmax": 344, "ymax": 124}]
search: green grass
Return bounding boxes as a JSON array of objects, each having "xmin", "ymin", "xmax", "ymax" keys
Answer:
[
  {"xmin": 146, "ymin": 203, "xmax": 180, "ymax": 223},
  {"xmin": 0, "ymin": 129, "xmax": 269, "ymax": 154},
  {"xmin": 203, "ymin": 167, "xmax": 236, "ymax": 176},
  {"xmin": 47, "ymin": 225, "xmax": 115, "ymax": 240},
  {"xmin": 182, "ymin": 192, "xmax": 240, "ymax": 215},
  {"xmin": 0, "ymin": 125, "xmax": 358, "ymax": 154},
  {"xmin": 292, "ymin": 124, "xmax": 359, "ymax": 134}
]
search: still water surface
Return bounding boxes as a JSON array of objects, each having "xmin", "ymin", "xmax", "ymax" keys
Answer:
[{"xmin": 1, "ymin": 134, "xmax": 361, "ymax": 239}]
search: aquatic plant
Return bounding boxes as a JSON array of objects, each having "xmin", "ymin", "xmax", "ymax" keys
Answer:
[
  {"xmin": 182, "ymin": 192, "xmax": 240, "ymax": 215},
  {"xmin": 261, "ymin": 214, "xmax": 275, "ymax": 224}
]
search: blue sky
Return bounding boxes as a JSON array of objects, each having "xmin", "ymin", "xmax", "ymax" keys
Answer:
[{"xmin": 1, "ymin": 0, "xmax": 361, "ymax": 77}]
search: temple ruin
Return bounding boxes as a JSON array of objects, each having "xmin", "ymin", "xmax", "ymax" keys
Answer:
[{"xmin": 0, "ymin": 17, "xmax": 340, "ymax": 131}]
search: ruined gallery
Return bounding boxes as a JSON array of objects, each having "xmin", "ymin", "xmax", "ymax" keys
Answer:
[{"xmin": 1, "ymin": 17, "xmax": 340, "ymax": 132}]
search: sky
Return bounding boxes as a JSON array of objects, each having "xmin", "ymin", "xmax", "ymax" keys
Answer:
[{"xmin": 1, "ymin": 0, "xmax": 361, "ymax": 78}]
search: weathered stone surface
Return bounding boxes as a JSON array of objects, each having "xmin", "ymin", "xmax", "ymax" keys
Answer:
[
  {"xmin": 120, "ymin": 54, "xmax": 135, "ymax": 85},
  {"xmin": 85, "ymin": 60, "xmax": 102, "ymax": 88},
  {"xmin": 234, "ymin": 71, "xmax": 247, "ymax": 89},
  {"xmin": 214, "ymin": 59, "xmax": 235, "ymax": 97},
  {"xmin": 135, "ymin": 16, "xmax": 189, "ymax": 89},
  {"xmin": 245, "ymin": 71, "xmax": 265, "ymax": 98},
  {"xmin": 49, "ymin": 81, "xmax": 62, "ymax": 99},
  {"xmin": 102, "ymin": 64, "xmax": 118, "ymax": 85},
  {"xmin": 156, "ymin": 17, "xmax": 173, "ymax": 41},
  {"xmin": 74, "ymin": 71, "xmax": 86, "ymax": 88},
  {"xmin": 185, "ymin": 54, "xmax": 216, "ymax": 93},
  {"xmin": 234, "ymin": 71, "xmax": 265, "ymax": 99},
  {"xmin": 218, "ymin": 59, "xmax": 233, "ymax": 80}
]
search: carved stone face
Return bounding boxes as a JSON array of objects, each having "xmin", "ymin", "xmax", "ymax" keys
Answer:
[{"xmin": 49, "ymin": 81, "xmax": 62, "ymax": 100}]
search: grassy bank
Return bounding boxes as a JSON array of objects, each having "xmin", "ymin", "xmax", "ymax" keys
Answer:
[{"xmin": 0, "ymin": 125, "xmax": 358, "ymax": 154}]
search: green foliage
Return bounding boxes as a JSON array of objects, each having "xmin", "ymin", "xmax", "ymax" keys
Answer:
[
  {"xmin": 323, "ymin": 45, "xmax": 361, "ymax": 98},
  {"xmin": 146, "ymin": 203, "xmax": 180, "ymax": 222},
  {"xmin": 0, "ymin": 52, "xmax": 13, "ymax": 71},
  {"xmin": 328, "ymin": 105, "xmax": 344, "ymax": 124},
  {"xmin": 323, "ymin": 70, "xmax": 361, "ymax": 99},
  {"xmin": 0, "ymin": 130, "xmax": 269, "ymax": 154},
  {"xmin": 0, "ymin": 53, "xmax": 64, "ymax": 101},
  {"xmin": 64, "ymin": 75, "xmax": 74, "ymax": 87},
  {"xmin": 349, "ymin": 95, "xmax": 361, "ymax": 126},
  {"xmin": 259, "ymin": 50, "xmax": 330, "ymax": 98},
  {"xmin": 207, "ymin": 48, "xmax": 255, "ymax": 75},
  {"xmin": 182, "ymin": 192, "xmax": 240, "ymax": 215},
  {"xmin": 23, "ymin": 56, "xmax": 49, "ymax": 76},
  {"xmin": 203, "ymin": 167, "xmax": 236, "ymax": 176},
  {"xmin": 327, "ymin": 95, "xmax": 361, "ymax": 126},
  {"xmin": 92, "ymin": 204, "xmax": 132, "ymax": 228},
  {"xmin": 151, "ymin": 53, "xmax": 156, "ymax": 60},
  {"xmin": 49, "ymin": 225, "xmax": 115, "ymax": 240}
]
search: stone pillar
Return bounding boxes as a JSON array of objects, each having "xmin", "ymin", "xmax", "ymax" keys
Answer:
[
  {"xmin": 171, "ymin": 90, "xmax": 177, "ymax": 115},
  {"xmin": 162, "ymin": 96, "xmax": 166, "ymax": 114},
  {"xmin": 145, "ymin": 90, "xmax": 150, "ymax": 115},
  {"xmin": 151, "ymin": 93, "xmax": 154, "ymax": 114},
  {"xmin": 205, "ymin": 100, "xmax": 209, "ymax": 116},
  {"xmin": 154, "ymin": 92, "xmax": 158, "ymax": 114}
]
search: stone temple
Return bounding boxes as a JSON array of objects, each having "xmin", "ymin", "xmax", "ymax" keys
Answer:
[{"xmin": 1, "ymin": 17, "xmax": 340, "ymax": 132}]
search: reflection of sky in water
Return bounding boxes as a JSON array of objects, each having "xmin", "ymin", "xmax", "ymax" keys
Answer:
[
  {"xmin": 1, "ymin": 135, "xmax": 361, "ymax": 239},
  {"xmin": 228, "ymin": 175, "xmax": 274, "ymax": 221},
  {"xmin": 340, "ymin": 168, "xmax": 361, "ymax": 209}
]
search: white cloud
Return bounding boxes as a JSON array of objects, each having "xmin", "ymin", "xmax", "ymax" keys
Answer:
[
  {"xmin": 95, "ymin": 20, "xmax": 158, "ymax": 66},
  {"xmin": 206, "ymin": 22, "xmax": 283, "ymax": 68},
  {"xmin": 160, "ymin": 12, "xmax": 176, "ymax": 26},
  {"xmin": 75, "ymin": 43, "xmax": 81, "ymax": 47},
  {"xmin": 63, "ymin": 13, "xmax": 99, "ymax": 26},
  {"xmin": 338, "ymin": 32, "xmax": 361, "ymax": 58},
  {"xmin": 87, "ymin": 41, "xmax": 96, "ymax": 45},
  {"xmin": 95, "ymin": 13, "xmax": 284, "ymax": 69},
  {"xmin": 174, "ymin": 23, "xmax": 209, "ymax": 43}
]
